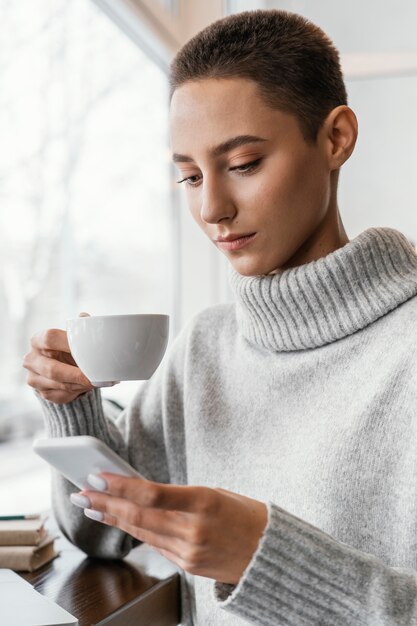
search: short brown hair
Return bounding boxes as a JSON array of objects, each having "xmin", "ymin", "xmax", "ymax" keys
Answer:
[{"xmin": 169, "ymin": 9, "xmax": 348, "ymax": 144}]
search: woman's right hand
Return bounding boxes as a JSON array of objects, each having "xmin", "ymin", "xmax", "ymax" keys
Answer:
[{"xmin": 22, "ymin": 328, "xmax": 94, "ymax": 404}]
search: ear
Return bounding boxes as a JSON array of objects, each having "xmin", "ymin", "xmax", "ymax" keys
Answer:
[{"xmin": 321, "ymin": 105, "xmax": 358, "ymax": 171}]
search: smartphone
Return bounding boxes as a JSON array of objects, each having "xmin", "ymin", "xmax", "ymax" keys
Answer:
[{"xmin": 33, "ymin": 435, "xmax": 144, "ymax": 491}]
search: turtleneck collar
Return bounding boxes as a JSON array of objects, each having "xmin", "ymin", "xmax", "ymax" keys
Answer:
[{"xmin": 228, "ymin": 227, "xmax": 417, "ymax": 352}]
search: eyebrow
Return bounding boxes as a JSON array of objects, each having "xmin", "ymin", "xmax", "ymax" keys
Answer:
[{"xmin": 172, "ymin": 134, "xmax": 268, "ymax": 163}]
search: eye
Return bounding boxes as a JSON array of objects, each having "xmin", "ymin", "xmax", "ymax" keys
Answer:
[
  {"xmin": 176, "ymin": 173, "xmax": 202, "ymax": 187},
  {"xmin": 176, "ymin": 158, "xmax": 262, "ymax": 188},
  {"xmin": 230, "ymin": 158, "xmax": 262, "ymax": 175}
]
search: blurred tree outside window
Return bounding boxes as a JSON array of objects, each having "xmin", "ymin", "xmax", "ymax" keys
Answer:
[{"xmin": 0, "ymin": 0, "xmax": 174, "ymax": 441}]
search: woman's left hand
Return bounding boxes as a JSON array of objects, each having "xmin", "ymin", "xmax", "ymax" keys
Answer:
[{"xmin": 71, "ymin": 474, "xmax": 268, "ymax": 585}]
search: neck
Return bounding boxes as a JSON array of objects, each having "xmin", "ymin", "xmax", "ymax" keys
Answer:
[{"xmin": 269, "ymin": 205, "xmax": 348, "ymax": 276}]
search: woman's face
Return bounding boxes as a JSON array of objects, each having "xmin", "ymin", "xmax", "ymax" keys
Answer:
[{"xmin": 169, "ymin": 77, "xmax": 341, "ymax": 276}]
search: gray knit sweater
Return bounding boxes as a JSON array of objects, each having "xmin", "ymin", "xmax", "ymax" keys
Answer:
[{"xmin": 38, "ymin": 227, "xmax": 417, "ymax": 625}]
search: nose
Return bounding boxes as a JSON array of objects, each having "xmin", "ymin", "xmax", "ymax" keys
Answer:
[{"xmin": 200, "ymin": 176, "xmax": 236, "ymax": 224}]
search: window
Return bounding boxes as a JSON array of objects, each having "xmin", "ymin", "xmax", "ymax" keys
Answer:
[{"xmin": 0, "ymin": 0, "xmax": 175, "ymax": 440}]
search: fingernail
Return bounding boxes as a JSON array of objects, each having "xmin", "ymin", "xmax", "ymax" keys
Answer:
[
  {"xmin": 84, "ymin": 509, "xmax": 104, "ymax": 522},
  {"xmin": 87, "ymin": 474, "xmax": 108, "ymax": 491},
  {"xmin": 70, "ymin": 493, "xmax": 91, "ymax": 509}
]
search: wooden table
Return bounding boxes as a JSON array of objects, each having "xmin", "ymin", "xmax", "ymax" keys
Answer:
[{"xmin": 20, "ymin": 521, "xmax": 181, "ymax": 625}]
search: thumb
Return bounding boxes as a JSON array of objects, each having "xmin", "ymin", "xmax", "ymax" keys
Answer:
[{"xmin": 78, "ymin": 311, "xmax": 91, "ymax": 317}]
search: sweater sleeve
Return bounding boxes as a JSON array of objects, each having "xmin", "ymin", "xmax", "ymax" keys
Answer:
[
  {"xmin": 214, "ymin": 502, "xmax": 417, "ymax": 625},
  {"xmin": 36, "ymin": 327, "xmax": 186, "ymax": 560}
]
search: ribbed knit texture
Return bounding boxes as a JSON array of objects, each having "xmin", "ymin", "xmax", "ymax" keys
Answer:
[
  {"xmin": 229, "ymin": 227, "xmax": 417, "ymax": 351},
  {"xmin": 37, "ymin": 227, "xmax": 417, "ymax": 625}
]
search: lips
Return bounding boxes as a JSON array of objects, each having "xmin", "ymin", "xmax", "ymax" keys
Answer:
[
  {"xmin": 215, "ymin": 233, "xmax": 257, "ymax": 251},
  {"xmin": 215, "ymin": 232, "xmax": 256, "ymax": 242}
]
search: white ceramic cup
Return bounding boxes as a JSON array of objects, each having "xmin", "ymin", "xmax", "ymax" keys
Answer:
[{"xmin": 66, "ymin": 314, "xmax": 169, "ymax": 386}]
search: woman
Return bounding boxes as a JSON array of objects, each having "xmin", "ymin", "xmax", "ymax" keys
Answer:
[{"xmin": 23, "ymin": 9, "xmax": 417, "ymax": 625}]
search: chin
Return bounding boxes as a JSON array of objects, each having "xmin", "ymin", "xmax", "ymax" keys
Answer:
[{"xmin": 228, "ymin": 255, "xmax": 279, "ymax": 277}]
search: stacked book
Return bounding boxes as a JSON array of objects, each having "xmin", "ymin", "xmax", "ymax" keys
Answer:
[{"xmin": 0, "ymin": 516, "xmax": 58, "ymax": 572}]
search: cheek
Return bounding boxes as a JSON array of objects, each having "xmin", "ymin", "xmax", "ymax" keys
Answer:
[{"xmin": 265, "ymin": 152, "xmax": 329, "ymax": 217}]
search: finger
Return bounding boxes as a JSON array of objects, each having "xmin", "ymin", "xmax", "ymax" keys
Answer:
[
  {"xmin": 88, "ymin": 508, "xmax": 189, "ymax": 566},
  {"xmin": 39, "ymin": 349, "xmax": 77, "ymax": 366},
  {"xmin": 26, "ymin": 372, "xmax": 88, "ymax": 393},
  {"xmin": 96, "ymin": 474, "xmax": 216, "ymax": 514},
  {"xmin": 31, "ymin": 328, "xmax": 71, "ymax": 354},
  {"xmin": 81, "ymin": 491, "xmax": 191, "ymax": 541},
  {"xmin": 215, "ymin": 487, "xmax": 256, "ymax": 505},
  {"xmin": 154, "ymin": 546, "xmax": 185, "ymax": 568},
  {"xmin": 23, "ymin": 348, "xmax": 77, "ymax": 368},
  {"xmin": 24, "ymin": 351, "xmax": 92, "ymax": 387}
]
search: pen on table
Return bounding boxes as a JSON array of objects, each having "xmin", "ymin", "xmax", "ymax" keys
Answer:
[{"xmin": 0, "ymin": 514, "xmax": 40, "ymax": 520}]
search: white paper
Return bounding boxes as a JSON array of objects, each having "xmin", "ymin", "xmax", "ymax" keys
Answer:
[{"xmin": 0, "ymin": 569, "xmax": 78, "ymax": 626}]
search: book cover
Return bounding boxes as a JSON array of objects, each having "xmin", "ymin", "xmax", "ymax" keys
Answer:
[
  {"xmin": 0, "ymin": 533, "xmax": 59, "ymax": 572},
  {"xmin": 0, "ymin": 517, "xmax": 47, "ymax": 546}
]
